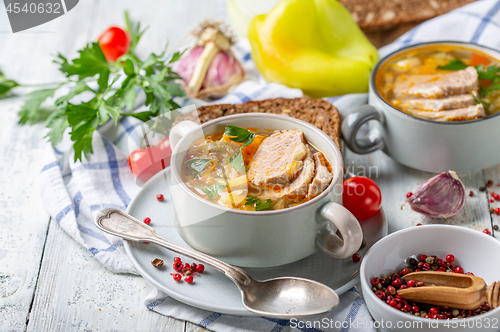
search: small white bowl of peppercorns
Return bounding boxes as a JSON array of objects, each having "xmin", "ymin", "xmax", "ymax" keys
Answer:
[{"xmin": 360, "ymin": 224, "xmax": 500, "ymax": 332}]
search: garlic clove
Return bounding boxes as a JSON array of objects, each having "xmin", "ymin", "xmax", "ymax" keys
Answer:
[
  {"xmin": 173, "ymin": 20, "xmax": 245, "ymax": 101},
  {"xmin": 402, "ymin": 170, "xmax": 466, "ymax": 219},
  {"xmin": 203, "ymin": 52, "xmax": 244, "ymax": 88},
  {"xmin": 175, "ymin": 46, "xmax": 204, "ymax": 84}
]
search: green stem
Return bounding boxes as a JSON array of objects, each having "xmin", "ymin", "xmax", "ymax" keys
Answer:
[{"xmin": 19, "ymin": 82, "xmax": 65, "ymax": 88}]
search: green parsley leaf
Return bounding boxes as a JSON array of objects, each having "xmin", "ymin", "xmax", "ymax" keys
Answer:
[
  {"xmin": 98, "ymin": 103, "xmax": 121, "ymax": 125},
  {"xmin": 121, "ymin": 110, "xmax": 155, "ymax": 122},
  {"xmin": 437, "ymin": 59, "xmax": 468, "ymax": 71},
  {"xmin": 244, "ymin": 195, "xmax": 259, "ymax": 206},
  {"xmin": 470, "ymin": 91, "xmax": 491, "ymax": 110},
  {"xmin": 185, "ymin": 158, "xmax": 214, "ymax": 178},
  {"xmin": 55, "ymin": 81, "xmax": 92, "ymax": 106},
  {"xmin": 0, "ymin": 70, "xmax": 18, "ymax": 96},
  {"xmin": 169, "ymin": 50, "xmax": 185, "ymax": 64},
  {"xmin": 229, "ymin": 150, "xmax": 245, "ymax": 173},
  {"xmin": 66, "ymin": 102, "xmax": 100, "ymax": 161},
  {"xmin": 195, "ymin": 184, "xmax": 227, "ymax": 200},
  {"xmin": 480, "ymin": 83, "xmax": 500, "ymax": 98},
  {"xmin": 244, "ymin": 195, "xmax": 273, "ymax": 211},
  {"xmin": 45, "ymin": 109, "xmax": 69, "ymax": 146},
  {"xmin": 476, "ymin": 64, "xmax": 500, "ymax": 81},
  {"xmin": 224, "ymin": 125, "xmax": 255, "ymax": 148},
  {"xmin": 18, "ymin": 88, "xmax": 57, "ymax": 124},
  {"xmin": 57, "ymin": 43, "xmax": 110, "ymax": 82},
  {"xmin": 125, "ymin": 11, "xmax": 147, "ymax": 54},
  {"xmin": 256, "ymin": 199, "xmax": 273, "ymax": 211}
]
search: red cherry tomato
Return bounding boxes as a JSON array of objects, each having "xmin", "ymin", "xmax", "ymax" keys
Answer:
[
  {"xmin": 157, "ymin": 136, "xmax": 172, "ymax": 160},
  {"xmin": 342, "ymin": 176, "xmax": 382, "ymax": 220},
  {"xmin": 98, "ymin": 27, "xmax": 130, "ymax": 62},
  {"xmin": 128, "ymin": 137, "xmax": 172, "ymax": 183}
]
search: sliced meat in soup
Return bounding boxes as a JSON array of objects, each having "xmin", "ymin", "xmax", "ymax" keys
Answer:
[
  {"xmin": 405, "ymin": 104, "xmax": 485, "ymax": 121},
  {"xmin": 247, "ymin": 130, "xmax": 308, "ymax": 186},
  {"xmin": 393, "ymin": 66, "xmax": 478, "ymax": 99},
  {"xmin": 307, "ymin": 152, "xmax": 334, "ymax": 200},
  {"xmin": 397, "ymin": 93, "xmax": 474, "ymax": 112}
]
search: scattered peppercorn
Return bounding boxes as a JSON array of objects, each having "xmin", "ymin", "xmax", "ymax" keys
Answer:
[
  {"xmin": 359, "ymin": 238, "xmax": 367, "ymax": 250},
  {"xmin": 352, "ymin": 253, "xmax": 361, "ymax": 262},
  {"xmin": 416, "ymin": 223, "xmax": 422, "ymax": 226},
  {"xmin": 490, "ymin": 199, "xmax": 495, "ymax": 203},
  {"xmin": 491, "ymin": 207, "xmax": 496, "ymax": 213},
  {"xmin": 184, "ymin": 275, "xmax": 194, "ymax": 283},
  {"xmin": 469, "ymin": 191, "xmax": 474, "ymax": 197},
  {"xmin": 487, "ymin": 180, "xmax": 494, "ymax": 187},
  {"xmin": 172, "ymin": 273, "xmax": 182, "ymax": 281},
  {"xmin": 151, "ymin": 258, "xmax": 164, "ymax": 269},
  {"xmin": 479, "ymin": 187, "xmax": 486, "ymax": 192},
  {"xmin": 196, "ymin": 264, "xmax": 205, "ymax": 273},
  {"xmin": 494, "ymin": 225, "xmax": 499, "ymax": 231},
  {"xmin": 483, "ymin": 229, "xmax": 492, "ymax": 236},
  {"xmin": 143, "ymin": 217, "xmax": 151, "ymax": 225},
  {"xmin": 492, "ymin": 192, "xmax": 500, "ymax": 201},
  {"xmin": 495, "ymin": 208, "xmax": 500, "ymax": 216},
  {"xmin": 406, "ymin": 192, "xmax": 413, "ymax": 199},
  {"xmin": 156, "ymin": 194, "xmax": 164, "ymax": 201}
]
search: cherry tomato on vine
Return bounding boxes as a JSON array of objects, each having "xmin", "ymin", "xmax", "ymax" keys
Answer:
[
  {"xmin": 343, "ymin": 176, "xmax": 382, "ymax": 220},
  {"xmin": 98, "ymin": 26, "xmax": 130, "ymax": 61},
  {"xmin": 128, "ymin": 137, "xmax": 171, "ymax": 183}
]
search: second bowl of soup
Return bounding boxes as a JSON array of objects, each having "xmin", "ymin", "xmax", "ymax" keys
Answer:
[
  {"xmin": 342, "ymin": 41, "xmax": 500, "ymax": 173},
  {"xmin": 169, "ymin": 113, "xmax": 363, "ymax": 267}
]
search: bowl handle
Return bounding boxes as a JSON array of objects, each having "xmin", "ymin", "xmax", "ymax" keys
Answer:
[
  {"xmin": 315, "ymin": 202, "xmax": 363, "ymax": 259},
  {"xmin": 169, "ymin": 120, "xmax": 200, "ymax": 149},
  {"xmin": 341, "ymin": 105, "xmax": 386, "ymax": 154}
]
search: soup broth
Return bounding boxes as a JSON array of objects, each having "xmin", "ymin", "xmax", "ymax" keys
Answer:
[
  {"xmin": 180, "ymin": 126, "xmax": 333, "ymax": 211},
  {"xmin": 376, "ymin": 45, "xmax": 500, "ymax": 121}
]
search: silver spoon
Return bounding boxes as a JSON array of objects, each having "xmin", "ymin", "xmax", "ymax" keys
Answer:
[{"xmin": 95, "ymin": 208, "xmax": 339, "ymax": 318}]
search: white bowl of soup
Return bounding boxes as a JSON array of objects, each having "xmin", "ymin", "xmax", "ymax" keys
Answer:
[
  {"xmin": 168, "ymin": 113, "xmax": 363, "ymax": 267},
  {"xmin": 342, "ymin": 42, "xmax": 500, "ymax": 173}
]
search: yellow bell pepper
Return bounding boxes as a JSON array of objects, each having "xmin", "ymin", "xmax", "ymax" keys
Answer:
[{"xmin": 248, "ymin": 0, "xmax": 379, "ymax": 97}]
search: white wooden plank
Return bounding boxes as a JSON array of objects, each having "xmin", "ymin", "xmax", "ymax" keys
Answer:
[
  {"xmin": 344, "ymin": 149, "xmax": 493, "ymax": 233},
  {"xmin": 0, "ymin": 96, "xmax": 51, "ymax": 332},
  {"xmin": 186, "ymin": 322, "xmax": 211, "ymax": 332},
  {"xmin": 0, "ymin": 0, "xmax": 96, "ymax": 84},
  {"xmin": 25, "ymin": 218, "xmax": 185, "ymax": 332}
]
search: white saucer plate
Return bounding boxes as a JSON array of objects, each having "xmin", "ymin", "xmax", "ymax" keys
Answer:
[{"xmin": 124, "ymin": 168, "xmax": 388, "ymax": 317}]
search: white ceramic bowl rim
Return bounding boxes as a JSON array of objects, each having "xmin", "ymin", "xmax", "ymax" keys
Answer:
[
  {"xmin": 170, "ymin": 113, "xmax": 344, "ymax": 216},
  {"xmin": 371, "ymin": 41, "xmax": 500, "ymax": 125},
  {"xmin": 360, "ymin": 224, "xmax": 500, "ymax": 323}
]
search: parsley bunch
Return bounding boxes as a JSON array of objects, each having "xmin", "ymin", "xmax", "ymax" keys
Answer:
[{"xmin": 5, "ymin": 12, "xmax": 185, "ymax": 161}]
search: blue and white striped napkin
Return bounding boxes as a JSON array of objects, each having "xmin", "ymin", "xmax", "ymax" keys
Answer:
[{"xmin": 39, "ymin": 0, "xmax": 500, "ymax": 330}]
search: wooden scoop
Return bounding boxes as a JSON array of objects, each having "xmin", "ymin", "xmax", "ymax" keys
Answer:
[{"xmin": 397, "ymin": 271, "xmax": 500, "ymax": 310}]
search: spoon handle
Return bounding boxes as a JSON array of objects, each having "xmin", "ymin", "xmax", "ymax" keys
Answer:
[{"xmin": 95, "ymin": 208, "xmax": 252, "ymax": 287}]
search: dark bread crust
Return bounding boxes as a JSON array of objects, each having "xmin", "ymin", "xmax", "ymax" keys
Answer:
[
  {"xmin": 173, "ymin": 97, "xmax": 341, "ymax": 151},
  {"xmin": 340, "ymin": 0, "xmax": 475, "ymax": 32}
]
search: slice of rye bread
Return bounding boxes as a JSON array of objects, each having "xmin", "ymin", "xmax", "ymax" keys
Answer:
[
  {"xmin": 339, "ymin": 0, "xmax": 475, "ymax": 32},
  {"xmin": 172, "ymin": 97, "xmax": 341, "ymax": 151}
]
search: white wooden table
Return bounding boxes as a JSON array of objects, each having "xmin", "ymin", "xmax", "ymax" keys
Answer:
[{"xmin": 0, "ymin": 1, "xmax": 498, "ymax": 331}]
